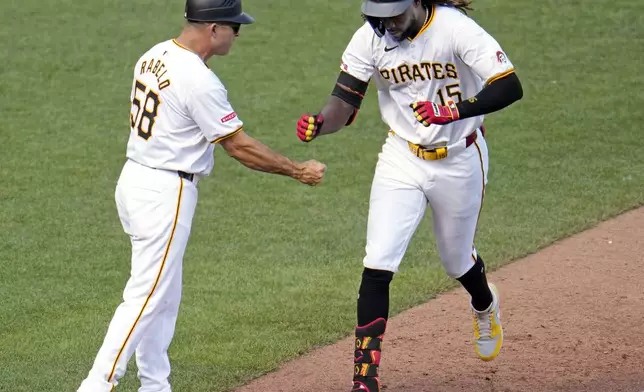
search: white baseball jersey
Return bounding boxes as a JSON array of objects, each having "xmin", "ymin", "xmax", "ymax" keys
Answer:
[
  {"xmin": 126, "ymin": 39, "xmax": 243, "ymax": 177},
  {"xmin": 341, "ymin": 5, "xmax": 515, "ymax": 147}
]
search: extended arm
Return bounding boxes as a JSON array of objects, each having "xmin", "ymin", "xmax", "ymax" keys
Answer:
[{"xmin": 219, "ymin": 130, "xmax": 326, "ymax": 185}]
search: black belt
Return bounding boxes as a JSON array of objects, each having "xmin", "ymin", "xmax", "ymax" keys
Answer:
[{"xmin": 178, "ymin": 171, "xmax": 195, "ymax": 182}]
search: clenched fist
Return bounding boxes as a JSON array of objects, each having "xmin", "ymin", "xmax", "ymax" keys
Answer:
[
  {"xmin": 296, "ymin": 114, "xmax": 324, "ymax": 142},
  {"xmin": 410, "ymin": 100, "xmax": 460, "ymax": 126},
  {"xmin": 294, "ymin": 160, "xmax": 326, "ymax": 186}
]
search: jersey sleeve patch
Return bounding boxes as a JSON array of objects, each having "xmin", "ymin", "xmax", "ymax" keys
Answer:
[
  {"xmin": 220, "ymin": 111, "xmax": 237, "ymax": 123},
  {"xmin": 496, "ymin": 51, "xmax": 509, "ymax": 65}
]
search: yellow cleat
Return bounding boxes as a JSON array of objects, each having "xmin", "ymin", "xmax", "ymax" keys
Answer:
[{"xmin": 472, "ymin": 283, "xmax": 503, "ymax": 361}]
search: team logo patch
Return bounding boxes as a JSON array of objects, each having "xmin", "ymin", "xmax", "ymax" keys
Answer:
[
  {"xmin": 496, "ymin": 51, "xmax": 508, "ymax": 64},
  {"xmin": 220, "ymin": 112, "xmax": 237, "ymax": 123},
  {"xmin": 341, "ymin": 61, "xmax": 348, "ymax": 72}
]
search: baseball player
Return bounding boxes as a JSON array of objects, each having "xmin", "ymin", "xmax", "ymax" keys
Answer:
[
  {"xmin": 296, "ymin": 0, "xmax": 523, "ymax": 390},
  {"xmin": 76, "ymin": 0, "xmax": 326, "ymax": 391}
]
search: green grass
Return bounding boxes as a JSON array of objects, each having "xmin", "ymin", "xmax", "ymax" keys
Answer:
[{"xmin": 1, "ymin": 0, "xmax": 643, "ymax": 391}]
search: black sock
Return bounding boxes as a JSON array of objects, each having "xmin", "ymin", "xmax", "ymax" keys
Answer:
[
  {"xmin": 357, "ymin": 268, "xmax": 394, "ymax": 326},
  {"xmin": 457, "ymin": 256, "xmax": 493, "ymax": 312}
]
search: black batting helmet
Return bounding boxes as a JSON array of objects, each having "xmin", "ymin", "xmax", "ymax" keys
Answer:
[{"xmin": 184, "ymin": 0, "xmax": 254, "ymax": 24}]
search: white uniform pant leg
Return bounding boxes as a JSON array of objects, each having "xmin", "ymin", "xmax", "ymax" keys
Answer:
[
  {"xmin": 363, "ymin": 137, "xmax": 429, "ymax": 273},
  {"xmin": 135, "ymin": 244, "xmax": 184, "ymax": 392},
  {"xmin": 425, "ymin": 131, "xmax": 489, "ymax": 278},
  {"xmin": 135, "ymin": 266, "xmax": 182, "ymax": 392},
  {"xmin": 78, "ymin": 161, "xmax": 197, "ymax": 392}
]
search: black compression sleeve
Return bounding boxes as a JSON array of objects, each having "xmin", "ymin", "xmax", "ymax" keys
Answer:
[
  {"xmin": 331, "ymin": 71, "xmax": 369, "ymax": 109},
  {"xmin": 455, "ymin": 72, "xmax": 523, "ymax": 119}
]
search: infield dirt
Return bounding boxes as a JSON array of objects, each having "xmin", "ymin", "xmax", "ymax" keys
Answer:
[{"xmin": 236, "ymin": 207, "xmax": 644, "ymax": 392}]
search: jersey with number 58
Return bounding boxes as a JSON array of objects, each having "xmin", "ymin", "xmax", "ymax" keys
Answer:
[
  {"xmin": 126, "ymin": 39, "xmax": 243, "ymax": 177},
  {"xmin": 341, "ymin": 5, "xmax": 514, "ymax": 146}
]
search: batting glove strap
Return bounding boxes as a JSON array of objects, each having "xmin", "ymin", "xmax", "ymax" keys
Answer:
[
  {"xmin": 296, "ymin": 113, "xmax": 324, "ymax": 142},
  {"xmin": 410, "ymin": 100, "xmax": 460, "ymax": 126}
]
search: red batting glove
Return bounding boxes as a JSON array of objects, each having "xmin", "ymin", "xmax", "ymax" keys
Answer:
[
  {"xmin": 296, "ymin": 113, "xmax": 324, "ymax": 142},
  {"xmin": 410, "ymin": 100, "xmax": 460, "ymax": 126}
]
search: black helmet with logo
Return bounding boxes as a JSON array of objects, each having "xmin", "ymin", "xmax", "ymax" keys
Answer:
[{"xmin": 185, "ymin": 0, "xmax": 254, "ymax": 24}]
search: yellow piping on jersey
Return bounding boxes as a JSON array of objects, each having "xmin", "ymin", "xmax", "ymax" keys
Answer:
[
  {"xmin": 212, "ymin": 125, "xmax": 243, "ymax": 144},
  {"xmin": 172, "ymin": 38, "xmax": 210, "ymax": 68},
  {"xmin": 408, "ymin": 5, "xmax": 435, "ymax": 42},
  {"xmin": 172, "ymin": 38, "xmax": 194, "ymax": 53},
  {"xmin": 485, "ymin": 68, "xmax": 515, "ymax": 86}
]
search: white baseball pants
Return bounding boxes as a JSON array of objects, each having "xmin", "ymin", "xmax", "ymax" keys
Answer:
[
  {"xmin": 363, "ymin": 129, "xmax": 488, "ymax": 278},
  {"xmin": 78, "ymin": 159, "xmax": 198, "ymax": 392}
]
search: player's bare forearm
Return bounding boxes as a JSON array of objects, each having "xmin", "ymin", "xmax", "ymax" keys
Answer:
[
  {"xmin": 318, "ymin": 96, "xmax": 357, "ymax": 135},
  {"xmin": 220, "ymin": 131, "xmax": 299, "ymax": 176},
  {"xmin": 219, "ymin": 130, "xmax": 326, "ymax": 185},
  {"xmin": 296, "ymin": 72, "xmax": 368, "ymax": 143}
]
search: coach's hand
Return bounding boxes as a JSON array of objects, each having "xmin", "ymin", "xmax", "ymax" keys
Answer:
[
  {"xmin": 295, "ymin": 160, "xmax": 326, "ymax": 186},
  {"xmin": 410, "ymin": 100, "xmax": 459, "ymax": 126},
  {"xmin": 296, "ymin": 113, "xmax": 324, "ymax": 142}
]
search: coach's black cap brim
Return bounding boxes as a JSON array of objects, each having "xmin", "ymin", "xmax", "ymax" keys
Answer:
[{"xmin": 223, "ymin": 11, "xmax": 254, "ymax": 24}]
